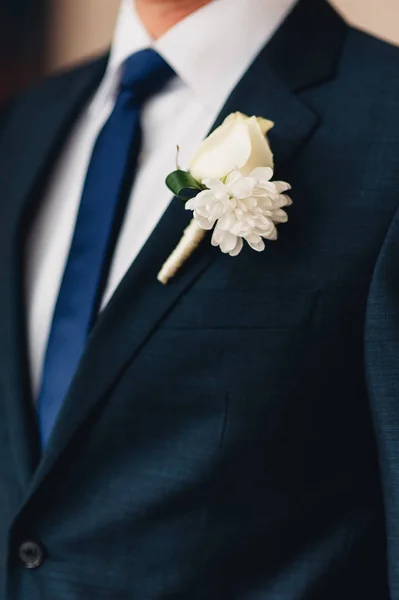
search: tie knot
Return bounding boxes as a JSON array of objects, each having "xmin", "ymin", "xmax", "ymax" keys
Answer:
[{"xmin": 119, "ymin": 49, "xmax": 175, "ymax": 104}]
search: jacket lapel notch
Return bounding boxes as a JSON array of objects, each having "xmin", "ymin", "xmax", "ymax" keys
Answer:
[{"xmin": 265, "ymin": 0, "xmax": 347, "ymax": 94}]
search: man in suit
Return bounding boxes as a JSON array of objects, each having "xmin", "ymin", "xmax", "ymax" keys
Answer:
[{"xmin": 0, "ymin": 0, "xmax": 399, "ymax": 597}]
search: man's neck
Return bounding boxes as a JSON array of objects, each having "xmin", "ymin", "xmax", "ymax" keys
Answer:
[{"xmin": 135, "ymin": 0, "xmax": 213, "ymax": 39}]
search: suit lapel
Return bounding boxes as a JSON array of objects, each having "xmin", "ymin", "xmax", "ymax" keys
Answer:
[
  {"xmin": 0, "ymin": 56, "xmax": 108, "ymax": 488},
  {"xmin": 26, "ymin": 0, "xmax": 347, "ymax": 493}
]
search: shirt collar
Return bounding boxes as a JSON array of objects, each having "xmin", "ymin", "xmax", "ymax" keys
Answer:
[{"xmin": 93, "ymin": 0, "xmax": 299, "ymax": 113}]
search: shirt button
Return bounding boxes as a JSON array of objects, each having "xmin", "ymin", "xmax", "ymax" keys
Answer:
[{"xmin": 18, "ymin": 540, "xmax": 45, "ymax": 569}]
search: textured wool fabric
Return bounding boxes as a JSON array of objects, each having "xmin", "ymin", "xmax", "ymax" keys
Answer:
[
  {"xmin": 37, "ymin": 50, "xmax": 175, "ymax": 447},
  {"xmin": 26, "ymin": 0, "xmax": 297, "ymax": 397},
  {"xmin": 0, "ymin": 0, "xmax": 399, "ymax": 598}
]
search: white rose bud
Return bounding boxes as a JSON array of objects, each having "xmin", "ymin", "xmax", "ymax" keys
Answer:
[{"xmin": 190, "ymin": 112, "xmax": 274, "ymax": 183}]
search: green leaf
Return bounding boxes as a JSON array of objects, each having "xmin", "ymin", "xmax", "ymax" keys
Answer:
[{"xmin": 166, "ymin": 170, "xmax": 204, "ymax": 200}]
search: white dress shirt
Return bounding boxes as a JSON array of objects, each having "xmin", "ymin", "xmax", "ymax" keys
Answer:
[{"xmin": 27, "ymin": 0, "xmax": 298, "ymax": 396}]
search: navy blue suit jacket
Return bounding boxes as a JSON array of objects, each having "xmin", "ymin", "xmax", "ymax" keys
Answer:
[{"xmin": 1, "ymin": 0, "xmax": 399, "ymax": 598}]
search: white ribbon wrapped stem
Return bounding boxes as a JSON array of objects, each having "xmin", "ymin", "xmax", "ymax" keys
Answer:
[{"xmin": 157, "ymin": 219, "xmax": 206, "ymax": 285}]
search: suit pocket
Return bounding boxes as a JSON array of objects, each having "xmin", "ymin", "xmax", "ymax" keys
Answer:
[{"xmin": 161, "ymin": 288, "xmax": 320, "ymax": 330}]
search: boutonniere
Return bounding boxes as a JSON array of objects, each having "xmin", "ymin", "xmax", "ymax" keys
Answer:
[{"xmin": 157, "ymin": 112, "xmax": 292, "ymax": 284}]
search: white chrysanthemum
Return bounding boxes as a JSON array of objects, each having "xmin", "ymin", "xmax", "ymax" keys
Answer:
[{"xmin": 185, "ymin": 167, "xmax": 292, "ymax": 257}]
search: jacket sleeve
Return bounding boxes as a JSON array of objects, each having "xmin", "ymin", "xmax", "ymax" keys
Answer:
[
  {"xmin": 0, "ymin": 99, "xmax": 13, "ymax": 143},
  {"xmin": 365, "ymin": 196, "xmax": 399, "ymax": 599}
]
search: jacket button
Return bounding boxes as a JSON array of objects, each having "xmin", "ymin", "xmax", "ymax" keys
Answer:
[{"xmin": 18, "ymin": 540, "xmax": 45, "ymax": 569}]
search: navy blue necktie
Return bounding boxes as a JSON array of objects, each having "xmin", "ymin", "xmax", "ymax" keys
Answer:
[{"xmin": 38, "ymin": 50, "xmax": 175, "ymax": 447}]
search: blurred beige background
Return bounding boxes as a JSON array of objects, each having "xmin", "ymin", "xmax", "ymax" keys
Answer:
[{"xmin": 47, "ymin": 0, "xmax": 399, "ymax": 73}]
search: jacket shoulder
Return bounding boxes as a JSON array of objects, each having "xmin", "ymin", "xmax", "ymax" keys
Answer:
[
  {"xmin": 345, "ymin": 27, "xmax": 399, "ymax": 79},
  {"xmin": 0, "ymin": 54, "xmax": 108, "ymax": 140},
  {"xmin": 334, "ymin": 26, "xmax": 399, "ymax": 123}
]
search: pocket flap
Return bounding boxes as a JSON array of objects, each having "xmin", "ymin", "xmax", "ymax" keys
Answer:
[{"xmin": 161, "ymin": 288, "xmax": 320, "ymax": 330}]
